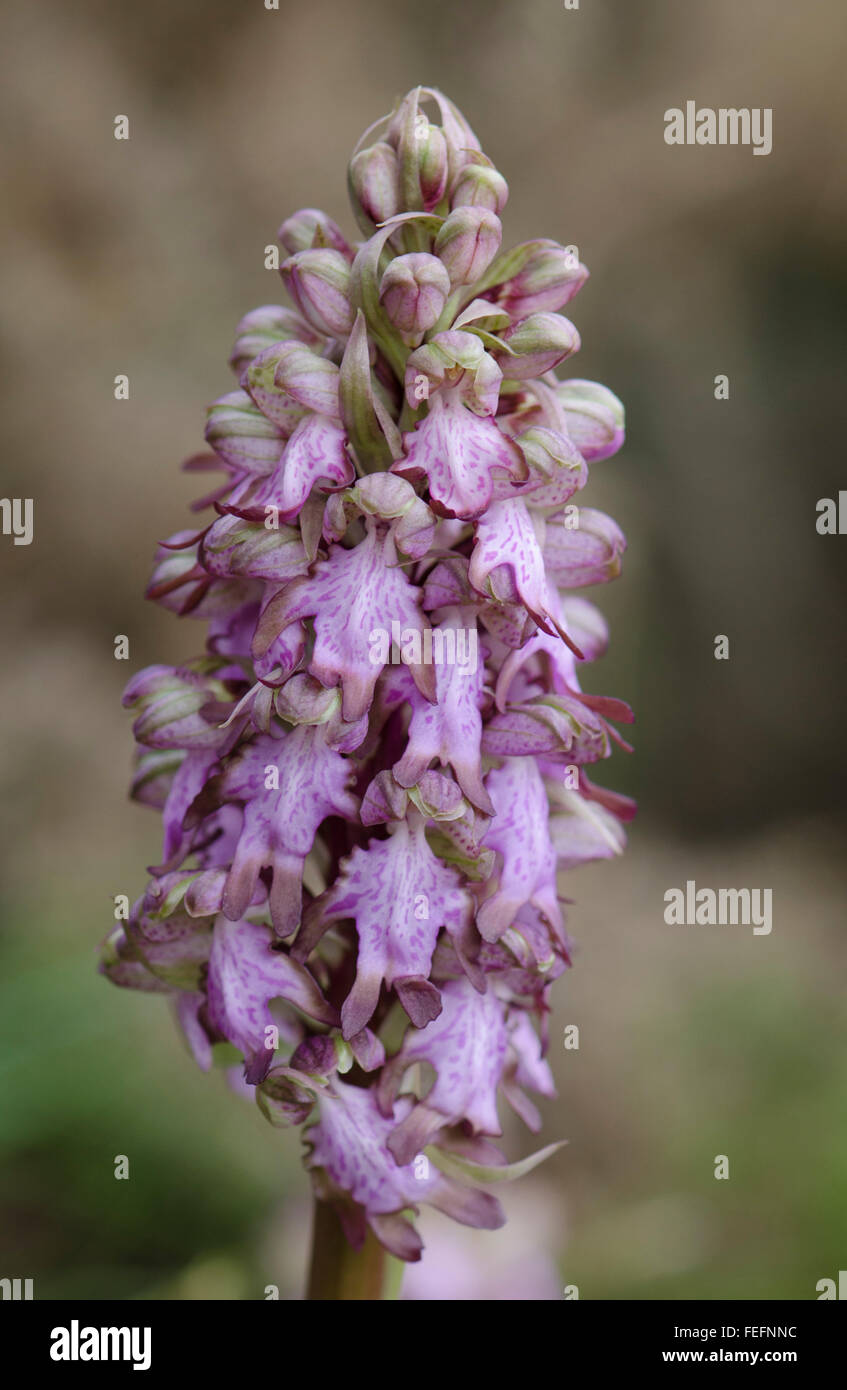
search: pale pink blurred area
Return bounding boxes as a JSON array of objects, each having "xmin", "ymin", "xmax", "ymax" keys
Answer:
[{"xmin": 402, "ymin": 1186, "xmax": 565, "ymax": 1301}]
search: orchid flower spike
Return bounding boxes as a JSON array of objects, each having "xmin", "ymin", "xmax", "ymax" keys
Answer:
[{"xmin": 103, "ymin": 85, "xmax": 634, "ymax": 1292}]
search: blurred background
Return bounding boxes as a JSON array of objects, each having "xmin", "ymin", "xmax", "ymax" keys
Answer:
[{"xmin": 1, "ymin": 0, "xmax": 846, "ymax": 1299}]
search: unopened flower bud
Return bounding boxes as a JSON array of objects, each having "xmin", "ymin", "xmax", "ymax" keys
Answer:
[
  {"xmin": 379, "ymin": 253, "xmax": 451, "ymax": 336},
  {"xmin": 516, "ymin": 425, "xmax": 587, "ymax": 506},
  {"xmin": 228, "ymin": 305, "xmax": 321, "ymax": 376},
  {"xmin": 449, "ymin": 161, "xmax": 509, "ymax": 214},
  {"xmin": 205, "ymin": 390, "xmax": 284, "ymax": 471},
  {"xmin": 495, "ymin": 312, "xmax": 580, "ymax": 379},
  {"xmin": 387, "ymin": 86, "xmax": 481, "ymax": 185},
  {"xmin": 417, "ymin": 123, "xmax": 449, "ymax": 210},
  {"xmin": 281, "ymin": 248, "xmax": 354, "ymax": 338},
  {"xmin": 495, "ymin": 241, "xmax": 587, "ymax": 316},
  {"xmin": 555, "ymin": 379, "xmax": 625, "ymax": 460},
  {"xmin": 270, "ymin": 341, "xmax": 340, "ymax": 416},
  {"xmin": 348, "ymin": 142, "xmax": 401, "ymax": 229},
  {"xmin": 245, "ymin": 342, "xmax": 339, "ymax": 423},
  {"xmin": 122, "ymin": 665, "xmax": 229, "ymax": 749},
  {"xmin": 278, "ymin": 208, "xmax": 351, "ymax": 258},
  {"xmin": 434, "ymin": 207, "xmax": 502, "ymax": 286},
  {"xmin": 543, "ymin": 506, "xmax": 627, "ymax": 586},
  {"xmin": 392, "ymin": 102, "xmax": 451, "ymax": 214}
]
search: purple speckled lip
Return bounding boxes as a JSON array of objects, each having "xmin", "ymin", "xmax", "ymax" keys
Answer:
[{"xmin": 102, "ymin": 85, "xmax": 634, "ymax": 1266}]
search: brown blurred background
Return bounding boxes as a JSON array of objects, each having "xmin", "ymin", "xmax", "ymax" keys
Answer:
[{"xmin": 1, "ymin": 0, "xmax": 846, "ymax": 1299}]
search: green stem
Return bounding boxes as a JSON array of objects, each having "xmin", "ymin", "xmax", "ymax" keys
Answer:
[
  {"xmin": 306, "ymin": 1199, "xmax": 404, "ymax": 1301},
  {"xmin": 431, "ymin": 287, "xmax": 464, "ymax": 336}
]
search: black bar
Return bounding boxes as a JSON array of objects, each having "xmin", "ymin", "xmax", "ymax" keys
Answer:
[{"xmin": 1, "ymin": 1299, "xmax": 843, "ymax": 1375}]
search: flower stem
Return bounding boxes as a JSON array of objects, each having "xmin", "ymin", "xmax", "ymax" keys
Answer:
[{"xmin": 306, "ymin": 1199, "xmax": 404, "ymax": 1300}]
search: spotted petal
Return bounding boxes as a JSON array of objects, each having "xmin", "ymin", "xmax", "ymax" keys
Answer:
[
  {"xmin": 297, "ymin": 815, "xmax": 474, "ymax": 1037},
  {"xmin": 254, "ymin": 519, "xmax": 436, "ymax": 721},
  {"xmin": 469, "ymin": 498, "xmax": 574, "ymax": 647},
  {"xmin": 392, "ymin": 607, "xmax": 493, "ymax": 814},
  {"xmin": 394, "ymin": 391, "xmax": 525, "ymax": 519},
  {"xmin": 476, "ymin": 756, "xmax": 564, "ymax": 944},
  {"xmin": 379, "ymin": 977, "xmax": 508, "ymax": 1163},
  {"xmin": 253, "ymin": 413, "xmax": 354, "ymax": 522},
  {"xmin": 304, "ymin": 1080, "xmax": 504, "ymax": 1261},
  {"xmin": 198, "ymin": 728, "xmax": 358, "ymax": 936},
  {"xmin": 207, "ymin": 916, "xmax": 338, "ymax": 1084}
]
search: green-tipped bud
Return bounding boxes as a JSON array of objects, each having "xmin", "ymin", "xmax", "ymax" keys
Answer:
[
  {"xmin": 495, "ymin": 312, "xmax": 581, "ymax": 379},
  {"xmin": 554, "ymin": 379, "xmax": 625, "ymax": 461},
  {"xmin": 278, "ymin": 208, "xmax": 351, "ymax": 258},
  {"xmin": 417, "ymin": 122, "xmax": 449, "ymax": 210},
  {"xmin": 228, "ymin": 305, "xmax": 322, "ymax": 377},
  {"xmin": 270, "ymin": 341, "xmax": 341, "ymax": 416},
  {"xmin": 494, "ymin": 241, "xmax": 588, "ymax": 316},
  {"xmin": 348, "ymin": 142, "xmax": 401, "ymax": 231},
  {"xmin": 391, "ymin": 95, "xmax": 451, "ymax": 214},
  {"xmin": 434, "ymin": 206, "xmax": 502, "ymax": 287},
  {"xmin": 379, "ymin": 253, "xmax": 451, "ymax": 337},
  {"xmin": 450, "ymin": 158, "xmax": 509, "ymax": 214},
  {"xmin": 205, "ymin": 390, "xmax": 284, "ymax": 470},
  {"xmin": 386, "ymin": 85, "xmax": 482, "ymax": 185},
  {"xmin": 280, "ymin": 248, "xmax": 354, "ymax": 338}
]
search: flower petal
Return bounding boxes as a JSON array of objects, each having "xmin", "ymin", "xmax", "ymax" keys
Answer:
[
  {"xmin": 476, "ymin": 757, "xmax": 564, "ymax": 944},
  {"xmin": 202, "ymin": 728, "xmax": 359, "ymax": 936},
  {"xmin": 392, "ymin": 607, "xmax": 493, "ymax": 814},
  {"xmin": 395, "ymin": 392, "xmax": 525, "ymax": 520},
  {"xmin": 207, "ymin": 916, "xmax": 338, "ymax": 1084},
  {"xmin": 301, "ymin": 815, "xmax": 474, "ymax": 1037},
  {"xmin": 254, "ymin": 521, "xmax": 436, "ymax": 721},
  {"xmin": 253, "ymin": 413, "xmax": 354, "ymax": 521}
]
